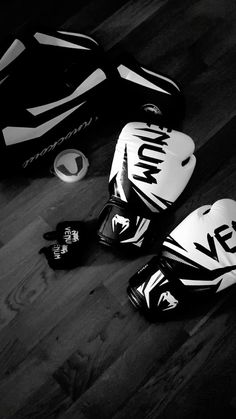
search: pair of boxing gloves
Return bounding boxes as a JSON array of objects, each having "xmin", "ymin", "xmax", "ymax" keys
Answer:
[{"xmin": 96, "ymin": 121, "xmax": 236, "ymax": 317}]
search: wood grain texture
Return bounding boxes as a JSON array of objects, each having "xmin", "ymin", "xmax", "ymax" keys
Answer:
[{"xmin": 0, "ymin": 1, "xmax": 236, "ymax": 418}]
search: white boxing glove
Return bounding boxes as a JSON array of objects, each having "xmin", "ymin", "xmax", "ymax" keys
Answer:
[
  {"xmin": 128, "ymin": 198, "xmax": 236, "ymax": 316},
  {"xmin": 98, "ymin": 121, "xmax": 196, "ymax": 249}
]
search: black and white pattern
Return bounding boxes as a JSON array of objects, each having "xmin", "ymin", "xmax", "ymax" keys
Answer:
[
  {"xmin": 116, "ymin": 56, "xmax": 185, "ymax": 126},
  {"xmin": 162, "ymin": 199, "xmax": 236, "ymax": 293},
  {"xmin": 0, "ymin": 29, "xmax": 110, "ymax": 172},
  {"xmin": 98, "ymin": 121, "xmax": 196, "ymax": 249},
  {"xmin": 128, "ymin": 199, "xmax": 236, "ymax": 316},
  {"xmin": 110, "ymin": 122, "xmax": 196, "ymax": 212}
]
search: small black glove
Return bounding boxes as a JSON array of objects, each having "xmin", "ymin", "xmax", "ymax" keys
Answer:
[
  {"xmin": 43, "ymin": 221, "xmax": 83, "ymax": 244},
  {"xmin": 40, "ymin": 221, "xmax": 83, "ymax": 270}
]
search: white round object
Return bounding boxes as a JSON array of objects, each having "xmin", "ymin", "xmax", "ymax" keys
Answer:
[{"xmin": 54, "ymin": 149, "xmax": 89, "ymax": 183}]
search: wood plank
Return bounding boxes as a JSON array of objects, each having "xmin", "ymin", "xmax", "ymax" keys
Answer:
[
  {"xmin": 61, "ymin": 0, "xmax": 129, "ymax": 33},
  {"xmin": 105, "ymin": 0, "xmax": 236, "ymax": 89},
  {"xmin": 0, "ymin": 175, "xmax": 29, "ymax": 213},
  {"xmin": 58, "ymin": 321, "xmax": 189, "ymax": 419},
  {"xmin": 6, "ymin": 378, "xmax": 74, "ymax": 419},
  {"xmin": 107, "ymin": 0, "xmax": 212, "ymax": 67},
  {"xmin": 0, "ymin": 217, "xmax": 51, "ymax": 330},
  {"xmin": 0, "ymin": 285, "xmax": 121, "ymax": 417},
  {"xmin": 91, "ymin": 0, "xmax": 170, "ymax": 51},
  {"xmin": 0, "ymin": 254, "xmax": 121, "ymax": 367},
  {"xmin": 111, "ymin": 292, "xmax": 236, "ymax": 419},
  {"xmin": 182, "ymin": 49, "xmax": 236, "ymax": 143},
  {"xmin": 53, "ymin": 302, "xmax": 148, "ymax": 401}
]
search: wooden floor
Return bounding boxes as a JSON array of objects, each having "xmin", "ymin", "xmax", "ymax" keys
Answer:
[{"xmin": 1, "ymin": 1, "xmax": 236, "ymax": 418}]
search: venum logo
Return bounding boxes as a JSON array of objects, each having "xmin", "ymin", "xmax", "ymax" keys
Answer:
[
  {"xmin": 22, "ymin": 115, "xmax": 97, "ymax": 168},
  {"xmin": 63, "ymin": 227, "xmax": 80, "ymax": 244},
  {"xmin": 53, "ymin": 243, "xmax": 68, "ymax": 260},
  {"xmin": 112, "ymin": 214, "xmax": 130, "ymax": 234},
  {"xmin": 133, "ymin": 129, "xmax": 170, "ymax": 184},
  {"xmin": 194, "ymin": 221, "xmax": 236, "ymax": 261},
  {"xmin": 158, "ymin": 291, "xmax": 178, "ymax": 311}
]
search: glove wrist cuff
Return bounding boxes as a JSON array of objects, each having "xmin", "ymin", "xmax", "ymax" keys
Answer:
[{"xmin": 97, "ymin": 197, "xmax": 152, "ymax": 248}]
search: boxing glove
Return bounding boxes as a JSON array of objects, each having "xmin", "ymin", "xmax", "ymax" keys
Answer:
[
  {"xmin": 39, "ymin": 221, "xmax": 83, "ymax": 269},
  {"xmin": 98, "ymin": 121, "xmax": 196, "ymax": 249},
  {"xmin": 127, "ymin": 198, "xmax": 236, "ymax": 317}
]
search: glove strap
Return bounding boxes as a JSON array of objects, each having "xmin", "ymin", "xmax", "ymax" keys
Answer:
[{"xmin": 97, "ymin": 197, "xmax": 152, "ymax": 248}]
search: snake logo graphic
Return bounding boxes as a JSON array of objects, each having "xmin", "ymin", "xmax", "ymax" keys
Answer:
[
  {"xmin": 157, "ymin": 291, "xmax": 178, "ymax": 311},
  {"xmin": 112, "ymin": 214, "xmax": 130, "ymax": 234}
]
